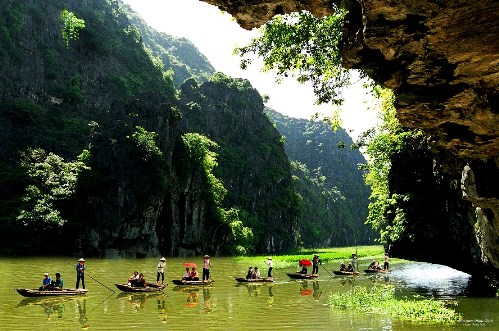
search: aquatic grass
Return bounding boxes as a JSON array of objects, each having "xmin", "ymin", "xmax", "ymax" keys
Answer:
[{"xmin": 328, "ymin": 284, "xmax": 461, "ymax": 324}]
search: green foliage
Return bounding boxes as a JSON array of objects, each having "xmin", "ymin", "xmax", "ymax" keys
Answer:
[
  {"xmin": 220, "ymin": 208, "xmax": 254, "ymax": 255},
  {"xmin": 329, "ymin": 284, "xmax": 461, "ymax": 323},
  {"xmin": 127, "ymin": 126, "xmax": 163, "ymax": 161},
  {"xmin": 60, "ymin": 9, "xmax": 85, "ymax": 48},
  {"xmin": 267, "ymin": 109, "xmax": 373, "ymax": 247},
  {"xmin": 358, "ymin": 88, "xmax": 425, "ymax": 243},
  {"xmin": 234, "ymin": 10, "xmax": 349, "ymax": 105},
  {"xmin": 181, "ymin": 133, "xmax": 226, "ymax": 204},
  {"xmin": 17, "ymin": 148, "xmax": 90, "ymax": 227}
]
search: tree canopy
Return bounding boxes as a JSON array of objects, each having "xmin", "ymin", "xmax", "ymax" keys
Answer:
[{"xmin": 234, "ymin": 10, "xmax": 349, "ymax": 106}]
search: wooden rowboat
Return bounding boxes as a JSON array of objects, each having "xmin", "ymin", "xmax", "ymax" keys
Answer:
[
  {"xmin": 115, "ymin": 283, "xmax": 167, "ymax": 292},
  {"xmin": 15, "ymin": 288, "xmax": 88, "ymax": 297},
  {"xmin": 172, "ymin": 279, "xmax": 213, "ymax": 286},
  {"xmin": 333, "ymin": 270, "xmax": 360, "ymax": 276},
  {"xmin": 235, "ymin": 277, "xmax": 274, "ymax": 283},
  {"xmin": 364, "ymin": 269, "xmax": 390, "ymax": 274},
  {"xmin": 287, "ymin": 273, "xmax": 319, "ymax": 279}
]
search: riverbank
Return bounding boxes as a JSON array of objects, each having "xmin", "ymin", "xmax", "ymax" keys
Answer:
[{"xmin": 234, "ymin": 245, "xmax": 387, "ymax": 269}]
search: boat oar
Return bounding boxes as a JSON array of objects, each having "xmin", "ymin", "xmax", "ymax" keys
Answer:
[
  {"xmin": 321, "ymin": 264, "xmax": 334, "ymax": 277},
  {"xmin": 66, "ymin": 261, "xmax": 115, "ymax": 293}
]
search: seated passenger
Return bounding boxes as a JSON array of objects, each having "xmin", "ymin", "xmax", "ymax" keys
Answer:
[
  {"xmin": 375, "ymin": 262, "xmax": 382, "ymax": 270},
  {"xmin": 368, "ymin": 260, "xmax": 376, "ymax": 270},
  {"xmin": 300, "ymin": 263, "xmax": 308, "ymax": 274},
  {"xmin": 128, "ymin": 271, "xmax": 139, "ymax": 286},
  {"xmin": 346, "ymin": 263, "xmax": 354, "ymax": 272},
  {"xmin": 39, "ymin": 273, "xmax": 52, "ymax": 290},
  {"xmin": 182, "ymin": 267, "xmax": 192, "ymax": 281},
  {"xmin": 246, "ymin": 266, "xmax": 253, "ymax": 279},
  {"xmin": 190, "ymin": 267, "xmax": 199, "ymax": 281},
  {"xmin": 52, "ymin": 272, "xmax": 64, "ymax": 290},
  {"xmin": 136, "ymin": 273, "xmax": 147, "ymax": 287},
  {"xmin": 339, "ymin": 262, "xmax": 346, "ymax": 271},
  {"xmin": 253, "ymin": 267, "xmax": 260, "ymax": 279}
]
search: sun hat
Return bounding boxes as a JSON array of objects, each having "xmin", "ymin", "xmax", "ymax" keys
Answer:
[
  {"xmin": 203, "ymin": 255, "xmax": 209, "ymax": 258},
  {"xmin": 267, "ymin": 256, "xmax": 272, "ymax": 260},
  {"xmin": 160, "ymin": 257, "xmax": 166, "ymax": 261},
  {"xmin": 44, "ymin": 273, "xmax": 49, "ymax": 276},
  {"xmin": 78, "ymin": 258, "xmax": 85, "ymax": 262}
]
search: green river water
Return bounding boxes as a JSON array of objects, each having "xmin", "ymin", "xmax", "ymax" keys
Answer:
[{"xmin": 0, "ymin": 257, "xmax": 497, "ymax": 330}]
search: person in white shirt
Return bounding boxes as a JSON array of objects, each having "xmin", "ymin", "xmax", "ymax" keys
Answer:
[
  {"xmin": 266, "ymin": 257, "xmax": 273, "ymax": 278},
  {"xmin": 157, "ymin": 257, "xmax": 166, "ymax": 284}
]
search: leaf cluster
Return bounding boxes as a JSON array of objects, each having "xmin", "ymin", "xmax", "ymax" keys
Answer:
[{"xmin": 234, "ymin": 10, "xmax": 349, "ymax": 105}]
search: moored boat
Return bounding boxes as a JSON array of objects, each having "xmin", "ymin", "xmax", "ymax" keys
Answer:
[
  {"xmin": 172, "ymin": 279, "xmax": 213, "ymax": 286},
  {"xmin": 15, "ymin": 288, "xmax": 88, "ymax": 298},
  {"xmin": 364, "ymin": 269, "xmax": 390, "ymax": 274},
  {"xmin": 287, "ymin": 273, "xmax": 319, "ymax": 279},
  {"xmin": 115, "ymin": 283, "xmax": 167, "ymax": 292},
  {"xmin": 235, "ymin": 277, "xmax": 274, "ymax": 283},
  {"xmin": 333, "ymin": 270, "xmax": 359, "ymax": 276}
]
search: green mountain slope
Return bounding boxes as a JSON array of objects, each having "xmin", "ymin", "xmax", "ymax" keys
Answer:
[{"xmin": 266, "ymin": 109, "xmax": 375, "ymax": 246}]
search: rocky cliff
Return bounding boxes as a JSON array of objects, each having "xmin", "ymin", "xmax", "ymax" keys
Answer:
[{"xmin": 200, "ymin": 0, "xmax": 499, "ymax": 281}]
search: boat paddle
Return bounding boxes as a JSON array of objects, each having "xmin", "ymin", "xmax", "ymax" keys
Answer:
[
  {"xmin": 66, "ymin": 261, "xmax": 115, "ymax": 293},
  {"xmin": 321, "ymin": 263, "xmax": 334, "ymax": 277}
]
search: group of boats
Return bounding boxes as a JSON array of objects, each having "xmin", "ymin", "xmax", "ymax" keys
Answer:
[{"xmin": 15, "ymin": 267, "xmax": 390, "ymax": 298}]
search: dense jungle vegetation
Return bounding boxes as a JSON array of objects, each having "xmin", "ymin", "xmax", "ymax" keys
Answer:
[
  {"xmin": 0, "ymin": 0, "xmax": 375, "ymax": 256},
  {"xmin": 235, "ymin": 8, "xmax": 427, "ymax": 249}
]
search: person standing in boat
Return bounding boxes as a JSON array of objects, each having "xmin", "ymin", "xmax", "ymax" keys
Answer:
[
  {"xmin": 312, "ymin": 254, "xmax": 320, "ymax": 274},
  {"xmin": 75, "ymin": 258, "xmax": 85, "ymax": 289},
  {"xmin": 266, "ymin": 257, "xmax": 273, "ymax": 278},
  {"xmin": 40, "ymin": 273, "xmax": 52, "ymax": 290},
  {"xmin": 383, "ymin": 252, "xmax": 390, "ymax": 270},
  {"xmin": 157, "ymin": 257, "xmax": 166, "ymax": 284},
  {"xmin": 202, "ymin": 255, "xmax": 212, "ymax": 281},
  {"xmin": 351, "ymin": 253, "xmax": 358, "ymax": 271}
]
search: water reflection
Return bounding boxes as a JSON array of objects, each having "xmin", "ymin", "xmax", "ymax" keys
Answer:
[
  {"xmin": 203, "ymin": 288, "xmax": 214, "ymax": 313},
  {"xmin": 16, "ymin": 297, "xmax": 67, "ymax": 319},
  {"xmin": 76, "ymin": 298, "xmax": 89, "ymax": 330},
  {"xmin": 157, "ymin": 298, "xmax": 167, "ymax": 324},
  {"xmin": 116, "ymin": 292, "xmax": 165, "ymax": 311},
  {"xmin": 183, "ymin": 288, "xmax": 200, "ymax": 308}
]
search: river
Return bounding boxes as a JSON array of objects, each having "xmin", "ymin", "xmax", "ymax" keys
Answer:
[{"xmin": 0, "ymin": 257, "xmax": 497, "ymax": 330}]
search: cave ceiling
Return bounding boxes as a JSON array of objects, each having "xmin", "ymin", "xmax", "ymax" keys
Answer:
[{"xmin": 200, "ymin": 0, "xmax": 499, "ymax": 161}]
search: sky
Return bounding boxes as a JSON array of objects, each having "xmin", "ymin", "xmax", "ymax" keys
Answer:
[{"xmin": 121, "ymin": 0, "xmax": 378, "ymax": 140}]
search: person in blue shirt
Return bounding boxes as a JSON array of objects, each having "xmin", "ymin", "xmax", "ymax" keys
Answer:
[
  {"xmin": 40, "ymin": 273, "xmax": 52, "ymax": 290},
  {"xmin": 76, "ymin": 258, "xmax": 85, "ymax": 289}
]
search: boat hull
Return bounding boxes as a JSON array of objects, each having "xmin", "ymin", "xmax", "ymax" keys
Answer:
[
  {"xmin": 235, "ymin": 277, "xmax": 274, "ymax": 283},
  {"xmin": 15, "ymin": 288, "xmax": 88, "ymax": 297},
  {"xmin": 115, "ymin": 283, "xmax": 167, "ymax": 292},
  {"xmin": 364, "ymin": 269, "xmax": 390, "ymax": 274},
  {"xmin": 333, "ymin": 271, "xmax": 359, "ymax": 276},
  {"xmin": 287, "ymin": 273, "xmax": 319, "ymax": 279},
  {"xmin": 172, "ymin": 279, "xmax": 213, "ymax": 286}
]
